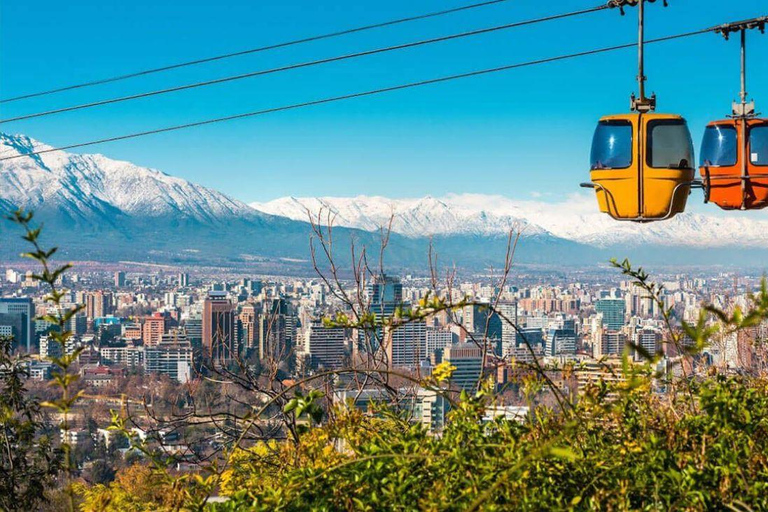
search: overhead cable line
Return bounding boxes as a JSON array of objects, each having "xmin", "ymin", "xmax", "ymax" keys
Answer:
[
  {"xmin": 0, "ymin": 27, "xmax": 712, "ymax": 162},
  {"xmin": 0, "ymin": 4, "xmax": 610, "ymax": 124},
  {"xmin": 0, "ymin": 0, "xmax": 511, "ymax": 104}
]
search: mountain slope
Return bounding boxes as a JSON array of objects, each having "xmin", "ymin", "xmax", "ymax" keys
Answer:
[
  {"xmin": 0, "ymin": 133, "xmax": 257, "ymax": 224},
  {"xmin": 252, "ymin": 194, "xmax": 768, "ymax": 249},
  {"xmin": 0, "ymin": 134, "xmax": 411, "ymax": 267},
  {"xmin": 0, "ymin": 133, "xmax": 586, "ymax": 268},
  {"xmin": 2, "ymin": 132, "xmax": 766, "ymax": 270}
]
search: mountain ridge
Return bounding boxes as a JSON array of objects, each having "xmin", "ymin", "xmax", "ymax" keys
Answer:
[
  {"xmin": 251, "ymin": 194, "xmax": 768, "ymax": 249},
  {"xmin": 1, "ymin": 132, "xmax": 767, "ymax": 269}
]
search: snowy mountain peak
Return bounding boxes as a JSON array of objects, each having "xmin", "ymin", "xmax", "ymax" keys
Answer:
[
  {"xmin": 250, "ymin": 194, "xmax": 768, "ymax": 249},
  {"xmin": 0, "ymin": 133, "xmax": 257, "ymax": 223}
]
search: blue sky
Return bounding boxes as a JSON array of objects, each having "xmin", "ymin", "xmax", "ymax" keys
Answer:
[{"xmin": 1, "ymin": 0, "xmax": 767, "ymax": 207}]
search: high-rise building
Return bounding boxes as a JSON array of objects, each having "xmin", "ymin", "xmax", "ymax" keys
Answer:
[
  {"xmin": 178, "ymin": 272, "xmax": 189, "ymax": 288},
  {"xmin": 68, "ymin": 314, "xmax": 88, "ymax": 336},
  {"xmin": 142, "ymin": 314, "xmax": 166, "ymax": 347},
  {"xmin": 239, "ymin": 304, "xmax": 258, "ymax": 354},
  {"xmin": 145, "ymin": 330, "xmax": 193, "ymax": 383},
  {"xmin": 426, "ymin": 328, "xmax": 454, "ymax": 357},
  {"xmin": 444, "ymin": 343, "xmax": 484, "ymax": 391},
  {"xmin": 184, "ymin": 317, "xmax": 202, "ymax": 350},
  {"xmin": 514, "ymin": 327, "xmax": 545, "ymax": 354},
  {"xmin": 365, "ymin": 274, "xmax": 403, "ymax": 317},
  {"xmin": 498, "ymin": 302, "xmax": 519, "ymax": 357},
  {"xmin": 114, "ymin": 271, "xmax": 126, "ymax": 288},
  {"xmin": 85, "ymin": 291, "xmax": 114, "ymax": 320},
  {"xmin": 547, "ymin": 328, "xmax": 577, "ymax": 356},
  {"xmin": 258, "ymin": 298, "xmax": 296, "ymax": 364},
  {"xmin": 39, "ymin": 335, "xmax": 81, "ymax": 359},
  {"xmin": 462, "ymin": 302, "xmax": 502, "ymax": 339},
  {"xmin": 601, "ymin": 330, "xmax": 627, "ymax": 356},
  {"xmin": 595, "ymin": 299, "xmax": 626, "ymax": 330},
  {"xmin": 306, "ymin": 320, "xmax": 347, "ymax": 370},
  {"xmin": 202, "ymin": 291, "xmax": 238, "ymax": 363},
  {"xmin": 123, "ymin": 323, "xmax": 142, "ymax": 341},
  {"xmin": 0, "ymin": 297, "xmax": 34, "ymax": 351},
  {"xmin": 385, "ymin": 320, "xmax": 427, "ymax": 369},
  {"xmin": 634, "ymin": 328, "xmax": 661, "ymax": 361}
]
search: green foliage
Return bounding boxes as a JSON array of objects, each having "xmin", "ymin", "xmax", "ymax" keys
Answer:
[
  {"xmin": 202, "ymin": 374, "xmax": 768, "ymax": 511},
  {"xmin": 7, "ymin": 216, "xmax": 759, "ymax": 511},
  {"xmin": 284, "ymin": 389, "xmax": 325, "ymax": 433},
  {"xmin": 8, "ymin": 209, "xmax": 85, "ymax": 511},
  {"xmin": 0, "ymin": 336, "xmax": 62, "ymax": 511}
]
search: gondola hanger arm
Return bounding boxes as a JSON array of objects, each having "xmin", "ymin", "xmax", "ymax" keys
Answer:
[
  {"xmin": 607, "ymin": 0, "xmax": 668, "ymax": 16},
  {"xmin": 714, "ymin": 16, "xmax": 767, "ymax": 40}
]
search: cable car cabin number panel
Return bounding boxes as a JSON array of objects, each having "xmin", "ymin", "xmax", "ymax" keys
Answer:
[
  {"xmin": 589, "ymin": 113, "xmax": 695, "ymax": 221},
  {"xmin": 699, "ymin": 119, "xmax": 768, "ymax": 210}
]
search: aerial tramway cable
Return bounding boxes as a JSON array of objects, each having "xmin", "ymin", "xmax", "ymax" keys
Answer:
[
  {"xmin": 0, "ymin": 3, "xmax": 611, "ymax": 124},
  {"xmin": 0, "ymin": 27, "xmax": 712, "ymax": 162},
  {"xmin": 0, "ymin": 0, "xmax": 512, "ymax": 104}
]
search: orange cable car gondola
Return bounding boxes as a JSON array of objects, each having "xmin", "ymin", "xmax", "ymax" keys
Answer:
[
  {"xmin": 582, "ymin": 0, "xmax": 700, "ymax": 222},
  {"xmin": 700, "ymin": 17, "xmax": 768, "ymax": 210}
]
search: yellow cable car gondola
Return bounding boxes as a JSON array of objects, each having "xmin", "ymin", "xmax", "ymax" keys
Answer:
[{"xmin": 582, "ymin": 0, "xmax": 699, "ymax": 221}]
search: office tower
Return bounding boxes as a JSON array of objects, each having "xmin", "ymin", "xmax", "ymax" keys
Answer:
[
  {"xmin": 114, "ymin": 271, "xmax": 126, "ymax": 288},
  {"xmin": 497, "ymin": 302, "xmax": 519, "ymax": 356},
  {"xmin": 239, "ymin": 304, "xmax": 258, "ymax": 353},
  {"xmin": 514, "ymin": 327, "xmax": 545, "ymax": 353},
  {"xmin": 547, "ymin": 328, "xmax": 577, "ymax": 356},
  {"xmin": 385, "ymin": 320, "xmax": 427, "ymax": 369},
  {"xmin": 258, "ymin": 298, "xmax": 296, "ymax": 364},
  {"xmin": 417, "ymin": 388, "xmax": 450, "ymax": 433},
  {"xmin": 203, "ymin": 291, "xmax": 238, "ymax": 363},
  {"xmin": 595, "ymin": 299, "xmax": 626, "ymax": 330},
  {"xmin": 365, "ymin": 274, "xmax": 403, "ymax": 317},
  {"xmin": 0, "ymin": 297, "xmax": 34, "ymax": 351},
  {"xmin": 602, "ymin": 331, "xmax": 627, "ymax": 356},
  {"xmin": 462, "ymin": 302, "xmax": 502, "ymax": 339},
  {"xmin": 68, "ymin": 314, "xmax": 88, "ymax": 336},
  {"xmin": 144, "ymin": 330, "xmax": 193, "ymax": 383},
  {"xmin": 164, "ymin": 292, "xmax": 177, "ymax": 308},
  {"xmin": 184, "ymin": 315, "xmax": 203, "ymax": 350},
  {"xmin": 634, "ymin": 328, "xmax": 661, "ymax": 360},
  {"xmin": 306, "ymin": 320, "xmax": 347, "ymax": 370},
  {"xmin": 426, "ymin": 328, "xmax": 454, "ymax": 356},
  {"xmin": 178, "ymin": 272, "xmax": 189, "ymax": 288},
  {"xmin": 444, "ymin": 343, "xmax": 484, "ymax": 391},
  {"xmin": 142, "ymin": 314, "xmax": 166, "ymax": 347},
  {"xmin": 85, "ymin": 291, "xmax": 114, "ymax": 320}
]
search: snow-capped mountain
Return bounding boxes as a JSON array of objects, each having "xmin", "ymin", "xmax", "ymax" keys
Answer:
[
  {"xmin": 2, "ymin": 131, "xmax": 767, "ymax": 268},
  {"xmin": 249, "ymin": 195, "xmax": 547, "ymax": 238},
  {"xmin": 0, "ymin": 133, "xmax": 395, "ymax": 267},
  {"xmin": 0, "ymin": 133, "xmax": 257, "ymax": 224},
  {"xmin": 251, "ymin": 194, "xmax": 768, "ymax": 249}
]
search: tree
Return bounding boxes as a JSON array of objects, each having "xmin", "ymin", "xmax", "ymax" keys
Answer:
[
  {"xmin": 84, "ymin": 459, "xmax": 116, "ymax": 485},
  {"xmin": 0, "ymin": 336, "xmax": 62, "ymax": 511}
]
